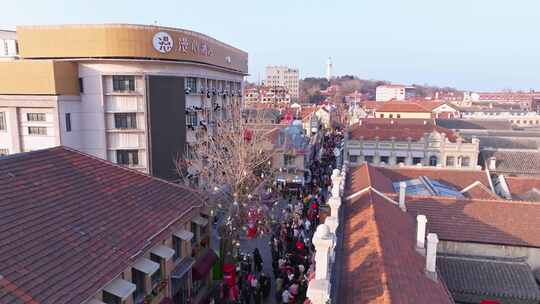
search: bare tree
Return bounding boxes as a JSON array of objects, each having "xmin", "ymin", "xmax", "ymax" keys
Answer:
[{"xmin": 176, "ymin": 96, "xmax": 278, "ymax": 260}]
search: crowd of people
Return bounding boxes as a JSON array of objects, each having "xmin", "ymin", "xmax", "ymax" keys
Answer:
[{"xmin": 218, "ymin": 131, "xmax": 342, "ymax": 304}]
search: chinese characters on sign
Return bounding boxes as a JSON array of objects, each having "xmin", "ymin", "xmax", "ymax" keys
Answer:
[{"xmin": 178, "ymin": 36, "xmax": 213, "ymax": 57}]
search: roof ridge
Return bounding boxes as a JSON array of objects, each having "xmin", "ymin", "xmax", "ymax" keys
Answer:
[{"xmin": 401, "ymin": 193, "xmax": 540, "ymax": 205}]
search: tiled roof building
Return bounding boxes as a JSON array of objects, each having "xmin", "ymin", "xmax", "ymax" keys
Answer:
[{"xmin": 0, "ymin": 147, "xmax": 211, "ymax": 304}]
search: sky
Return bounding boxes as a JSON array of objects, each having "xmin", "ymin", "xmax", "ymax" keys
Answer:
[{"xmin": 3, "ymin": 0, "xmax": 540, "ymax": 91}]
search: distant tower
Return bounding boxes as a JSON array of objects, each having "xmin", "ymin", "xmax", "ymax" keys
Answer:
[{"xmin": 326, "ymin": 57, "xmax": 333, "ymax": 81}]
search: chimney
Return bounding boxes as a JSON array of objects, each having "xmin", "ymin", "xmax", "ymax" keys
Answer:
[
  {"xmin": 416, "ymin": 215, "xmax": 427, "ymax": 253},
  {"xmin": 488, "ymin": 157, "xmax": 497, "ymax": 170},
  {"xmin": 398, "ymin": 182, "xmax": 407, "ymax": 212},
  {"xmin": 425, "ymin": 233, "xmax": 439, "ymax": 280}
]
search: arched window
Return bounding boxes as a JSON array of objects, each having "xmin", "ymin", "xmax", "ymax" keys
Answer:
[
  {"xmin": 446, "ymin": 156, "xmax": 455, "ymax": 167},
  {"xmin": 429, "ymin": 155, "xmax": 438, "ymax": 166},
  {"xmin": 462, "ymin": 156, "xmax": 471, "ymax": 167}
]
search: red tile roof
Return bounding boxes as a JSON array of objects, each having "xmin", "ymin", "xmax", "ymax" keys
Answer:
[
  {"xmin": 504, "ymin": 176, "xmax": 540, "ymax": 201},
  {"xmin": 340, "ymin": 190, "xmax": 454, "ymax": 303},
  {"xmin": 376, "ymin": 101, "xmax": 432, "ymax": 113},
  {"xmin": 350, "ymin": 119, "xmax": 458, "ymax": 142},
  {"xmin": 0, "ymin": 147, "xmax": 205, "ymax": 304},
  {"xmin": 461, "ymin": 182, "xmax": 500, "ymax": 200},
  {"xmin": 405, "ymin": 197, "xmax": 540, "ymax": 248}
]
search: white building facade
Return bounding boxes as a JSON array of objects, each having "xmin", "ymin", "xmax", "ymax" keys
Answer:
[
  {"xmin": 265, "ymin": 65, "xmax": 300, "ymax": 101},
  {"xmin": 376, "ymin": 84, "xmax": 416, "ymax": 102}
]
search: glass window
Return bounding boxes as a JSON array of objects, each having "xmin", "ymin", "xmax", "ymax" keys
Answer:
[
  {"xmin": 185, "ymin": 77, "xmax": 197, "ymax": 91},
  {"xmin": 173, "ymin": 235, "xmax": 182, "ymax": 261},
  {"xmin": 397, "ymin": 114, "xmax": 401, "ymax": 118},
  {"xmin": 116, "ymin": 150, "xmax": 139, "ymax": 166},
  {"xmin": 446, "ymin": 156, "xmax": 455, "ymax": 167},
  {"xmin": 462, "ymin": 156, "xmax": 470, "ymax": 167},
  {"xmin": 114, "ymin": 113, "xmax": 137, "ymax": 129},
  {"xmin": 28, "ymin": 126, "xmax": 46, "ymax": 135},
  {"xmin": 186, "ymin": 112, "xmax": 198, "ymax": 128},
  {"xmin": 379, "ymin": 114, "xmax": 384, "ymax": 118},
  {"xmin": 27, "ymin": 113, "xmax": 46, "ymax": 122},
  {"xmin": 65, "ymin": 113, "xmax": 71, "ymax": 132},
  {"xmin": 132, "ymin": 268, "xmax": 146, "ymax": 304},
  {"xmin": 284, "ymin": 154, "xmax": 295, "ymax": 166},
  {"xmin": 429, "ymin": 156, "xmax": 438, "ymax": 166},
  {"xmin": 349, "ymin": 155, "xmax": 358, "ymax": 163},
  {"xmin": 412, "ymin": 157, "xmax": 422, "ymax": 165},
  {"xmin": 150, "ymin": 253, "xmax": 163, "ymax": 287},
  {"xmin": 396, "ymin": 156, "xmax": 406, "ymax": 164},
  {"xmin": 0, "ymin": 149, "xmax": 8, "ymax": 156},
  {"xmin": 364, "ymin": 155, "xmax": 374, "ymax": 163},
  {"xmin": 191, "ymin": 222, "xmax": 199, "ymax": 245},
  {"xmin": 102, "ymin": 291, "xmax": 121, "ymax": 304},
  {"xmin": 79, "ymin": 78, "xmax": 84, "ymax": 93},
  {"xmin": 0, "ymin": 112, "xmax": 6, "ymax": 131},
  {"xmin": 112, "ymin": 75, "xmax": 135, "ymax": 92},
  {"xmin": 380, "ymin": 156, "xmax": 389, "ymax": 164}
]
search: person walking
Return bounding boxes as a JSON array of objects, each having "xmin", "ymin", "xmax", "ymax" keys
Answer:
[{"xmin": 253, "ymin": 248, "xmax": 263, "ymax": 273}]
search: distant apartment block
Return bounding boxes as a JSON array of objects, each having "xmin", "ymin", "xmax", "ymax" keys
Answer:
[
  {"xmin": 375, "ymin": 84, "xmax": 416, "ymax": 102},
  {"xmin": 0, "ymin": 24, "xmax": 248, "ymax": 180},
  {"xmin": 244, "ymin": 85, "xmax": 291, "ymax": 104},
  {"xmin": 461, "ymin": 108, "xmax": 540, "ymax": 127},
  {"xmin": 265, "ymin": 65, "xmax": 299, "ymax": 101}
]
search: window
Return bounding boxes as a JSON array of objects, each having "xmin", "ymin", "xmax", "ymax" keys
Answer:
[
  {"xmin": 380, "ymin": 156, "xmax": 389, "ymax": 164},
  {"xmin": 65, "ymin": 113, "xmax": 71, "ymax": 132},
  {"xmin": 446, "ymin": 156, "xmax": 455, "ymax": 167},
  {"xmin": 429, "ymin": 156, "xmax": 438, "ymax": 166},
  {"xmin": 413, "ymin": 157, "xmax": 422, "ymax": 165},
  {"xmin": 173, "ymin": 236, "xmax": 182, "ymax": 261},
  {"xmin": 389, "ymin": 114, "xmax": 393, "ymax": 118},
  {"xmin": 186, "ymin": 112, "xmax": 198, "ymax": 128},
  {"xmin": 191, "ymin": 222, "xmax": 199, "ymax": 245},
  {"xmin": 150, "ymin": 253, "xmax": 162, "ymax": 287},
  {"xmin": 114, "ymin": 113, "xmax": 137, "ymax": 129},
  {"xmin": 0, "ymin": 149, "xmax": 8, "ymax": 156},
  {"xmin": 112, "ymin": 75, "xmax": 135, "ymax": 92},
  {"xmin": 102, "ymin": 291, "xmax": 121, "ymax": 304},
  {"xmin": 462, "ymin": 156, "xmax": 471, "ymax": 167},
  {"xmin": 349, "ymin": 155, "xmax": 358, "ymax": 163},
  {"xmin": 364, "ymin": 155, "xmax": 374, "ymax": 164},
  {"xmin": 185, "ymin": 77, "xmax": 197, "ymax": 91},
  {"xmin": 397, "ymin": 114, "xmax": 401, "ymax": 118},
  {"xmin": 284, "ymin": 154, "xmax": 295, "ymax": 166},
  {"xmin": 116, "ymin": 150, "xmax": 139, "ymax": 166},
  {"xmin": 379, "ymin": 114, "xmax": 384, "ymax": 118},
  {"xmin": 28, "ymin": 126, "xmax": 46, "ymax": 135},
  {"xmin": 396, "ymin": 156, "xmax": 406, "ymax": 164},
  {"xmin": 78, "ymin": 78, "xmax": 84, "ymax": 93},
  {"xmin": 27, "ymin": 113, "xmax": 46, "ymax": 122},
  {"xmin": 0, "ymin": 112, "xmax": 6, "ymax": 131},
  {"xmin": 131, "ymin": 268, "xmax": 146, "ymax": 304}
]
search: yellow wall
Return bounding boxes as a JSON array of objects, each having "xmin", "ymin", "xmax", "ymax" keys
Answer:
[
  {"xmin": 17, "ymin": 24, "xmax": 248, "ymax": 74},
  {"xmin": 0, "ymin": 60, "xmax": 79, "ymax": 95}
]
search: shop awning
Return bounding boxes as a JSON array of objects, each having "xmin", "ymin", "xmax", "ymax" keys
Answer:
[
  {"xmin": 133, "ymin": 257, "xmax": 160, "ymax": 275},
  {"xmin": 174, "ymin": 229, "xmax": 194, "ymax": 241},
  {"xmin": 395, "ymin": 151, "xmax": 408, "ymax": 157},
  {"xmin": 362, "ymin": 149, "xmax": 375, "ymax": 156},
  {"xmin": 192, "ymin": 215, "xmax": 209, "ymax": 227},
  {"xmin": 348, "ymin": 149, "xmax": 361, "ymax": 156},
  {"xmin": 151, "ymin": 245, "xmax": 175, "ymax": 260},
  {"xmin": 171, "ymin": 257, "xmax": 195, "ymax": 279},
  {"xmin": 192, "ymin": 249, "xmax": 218, "ymax": 280},
  {"xmin": 103, "ymin": 278, "xmax": 136, "ymax": 300}
]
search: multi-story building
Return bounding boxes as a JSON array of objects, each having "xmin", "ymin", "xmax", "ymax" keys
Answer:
[
  {"xmin": 0, "ymin": 24, "xmax": 248, "ymax": 180},
  {"xmin": 0, "ymin": 147, "xmax": 215, "ymax": 304},
  {"xmin": 460, "ymin": 107, "xmax": 540, "ymax": 127},
  {"xmin": 345, "ymin": 119, "xmax": 479, "ymax": 168},
  {"xmin": 374, "ymin": 101, "xmax": 461, "ymax": 119},
  {"xmin": 244, "ymin": 85, "xmax": 291, "ymax": 104},
  {"xmin": 264, "ymin": 65, "xmax": 299, "ymax": 101},
  {"xmin": 375, "ymin": 84, "xmax": 416, "ymax": 102}
]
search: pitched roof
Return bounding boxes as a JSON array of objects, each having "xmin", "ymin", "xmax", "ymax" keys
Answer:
[
  {"xmin": 339, "ymin": 190, "xmax": 454, "ymax": 304},
  {"xmin": 405, "ymin": 196, "xmax": 540, "ymax": 248},
  {"xmin": 0, "ymin": 147, "xmax": 205, "ymax": 304},
  {"xmin": 438, "ymin": 255, "xmax": 540, "ymax": 302},
  {"xmin": 481, "ymin": 150, "xmax": 540, "ymax": 175},
  {"xmin": 504, "ymin": 176, "xmax": 540, "ymax": 201},
  {"xmin": 376, "ymin": 101, "xmax": 432, "ymax": 113},
  {"xmin": 461, "ymin": 182, "xmax": 500, "ymax": 200},
  {"xmin": 350, "ymin": 119, "xmax": 458, "ymax": 142},
  {"xmin": 436, "ymin": 119, "xmax": 513, "ymax": 130},
  {"xmin": 347, "ymin": 163, "xmax": 394, "ymax": 195}
]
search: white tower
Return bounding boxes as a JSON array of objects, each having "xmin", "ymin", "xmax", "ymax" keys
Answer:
[{"xmin": 326, "ymin": 57, "xmax": 333, "ymax": 81}]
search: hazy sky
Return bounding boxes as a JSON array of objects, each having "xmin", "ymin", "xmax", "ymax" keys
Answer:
[{"xmin": 3, "ymin": 0, "xmax": 540, "ymax": 91}]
